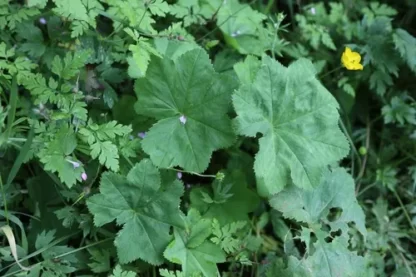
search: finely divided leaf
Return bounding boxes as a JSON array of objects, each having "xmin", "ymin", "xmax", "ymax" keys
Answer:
[
  {"xmin": 233, "ymin": 56, "xmax": 349, "ymax": 196},
  {"xmin": 52, "ymin": 0, "xmax": 89, "ymax": 21},
  {"xmin": 38, "ymin": 126, "xmax": 84, "ymax": 187},
  {"xmin": 393, "ymin": 28, "xmax": 416, "ymax": 73},
  {"xmin": 135, "ymin": 48, "xmax": 236, "ymax": 172},
  {"xmin": 87, "ymin": 159, "xmax": 184, "ymax": 265}
]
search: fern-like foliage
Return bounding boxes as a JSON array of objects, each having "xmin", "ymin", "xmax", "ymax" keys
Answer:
[{"xmin": 79, "ymin": 120, "xmax": 132, "ymax": 171}]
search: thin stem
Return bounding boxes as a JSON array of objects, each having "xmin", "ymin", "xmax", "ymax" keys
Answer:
[
  {"xmin": 339, "ymin": 119, "xmax": 362, "ymax": 168},
  {"xmin": 356, "ymin": 182, "xmax": 377, "ymax": 197},
  {"xmin": 1, "ymin": 232, "xmax": 80, "ymax": 274},
  {"xmin": 0, "ymin": 176, "xmax": 9, "ymax": 225},
  {"xmin": 136, "ymin": 5, "xmax": 149, "ymax": 31},
  {"xmin": 271, "ymin": 27, "xmax": 278, "ymax": 60},
  {"xmin": 124, "ymin": 156, "xmax": 134, "ymax": 168},
  {"xmin": 392, "ymin": 188, "xmax": 416, "ymax": 234},
  {"xmin": 356, "ymin": 117, "xmax": 371, "ymax": 192},
  {"xmin": 319, "ymin": 65, "xmax": 343, "ymax": 79},
  {"xmin": 167, "ymin": 167, "xmax": 217, "ymax": 178},
  {"xmin": 264, "ymin": 0, "xmax": 276, "ymax": 14},
  {"xmin": 395, "ymin": 245, "xmax": 415, "ymax": 277},
  {"xmin": 211, "ymin": 0, "xmax": 224, "ymax": 20},
  {"xmin": 3, "ymin": 237, "xmax": 112, "ymax": 277}
]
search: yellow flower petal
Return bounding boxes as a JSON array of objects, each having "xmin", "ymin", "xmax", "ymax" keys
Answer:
[
  {"xmin": 349, "ymin": 52, "xmax": 361, "ymax": 63},
  {"xmin": 345, "ymin": 47, "xmax": 352, "ymax": 54},
  {"xmin": 341, "ymin": 46, "xmax": 363, "ymax": 71}
]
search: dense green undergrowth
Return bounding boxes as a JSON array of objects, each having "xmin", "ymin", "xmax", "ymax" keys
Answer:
[{"xmin": 0, "ymin": 0, "xmax": 416, "ymax": 276}]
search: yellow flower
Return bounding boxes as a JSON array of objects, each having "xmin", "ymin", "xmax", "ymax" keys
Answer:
[{"xmin": 341, "ymin": 47, "xmax": 363, "ymax": 70}]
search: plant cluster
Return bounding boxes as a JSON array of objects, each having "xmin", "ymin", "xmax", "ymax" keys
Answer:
[{"xmin": 0, "ymin": 0, "xmax": 415, "ymax": 276}]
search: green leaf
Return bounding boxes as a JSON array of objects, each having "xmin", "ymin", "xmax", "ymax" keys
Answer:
[
  {"xmin": 128, "ymin": 38, "xmax": 161, "ymax": 78},
  {"xmin": 79, "ymin": 120, "xmax": 132, "ymax": 171},
  {"xmin": 211, "ymin": 219, "xmax": 247, "ymax": 253},
  {"xmin": 275, "ymin": 233, "xmax": 367, "ymax": 277},
  {"xmin": 87, "ymin": 159, "xmax": 184, "ymax": 265},
  {"xmin": 27, "ymin": 0, "xmax": 48, "ymax": 8},
  {"xmin": 147, "ymin": 0, "xmax": 170, "ymax": 17},
  {"xmin": 190, "ymin": 171, "xmax": 259, "ymax": 225},
  {"xmin": 35, "ymin": 230, "xmax": 56, "ymax": 250},
  {"xmin": 232, "ymin": 56, "xmax": 349, "ymax": 196},
  {"xmin": 184, "ymin": 209, "xmax": 213, "ymax": 249},
  {"xmin": 233, "ymin": 55, "xmax": 261, "ymax": 85},
  {"xmin": 87, "ymin": 248, "xmax": 111, "ymax": 273},
  {"xmin": 71, "ymin": 20, "xmax": 89, "ymax": 38},
  {"xmin": 51, "ymin": 50, "xmax": 90, "ymax": 80},
  {"xmin": 164, "ymin": 210, "xmax": 226, "ymax": 277},
  {"xmin": 38, "ymin": 126, "xmax": 84, "ymax": 187},
  {"xmin": 291, "ymin": 231, "xmax": 367, "ymax": 277},
  {"xmin": 376, "ymin": 166, "xmax": 398, "ymax": 190},
  {"xmin": 90, "ymin": 140, "xmax": 119, "ymax": 171},
  {"xmin": 381, "ymin": 96, "xmax": 416, "ymax": 126},
  {"xmin": 369, "ymin": 69, "xmax": 393, "ymax": 96},
  {"xmin": 363, "ymin": 2, "xmax": 397, "ymax": 18},
  {"xmin": 110, "ymin": 265, "xmax": 136, "ymax": 277},
  {"xmin": 154, "ymin": 37, "xmax": 199, "ymax": 61},
  {"xmin": 393, "ymin": 28, "xmax": 416, "ymax": 73},
  {"xmin": 2, "ymin": 7, "xmax": 40, "ymax": 30},
  {"xmin": 134, "ymin": 48, "xmax": 236, "ymax": 172},
  {"xmin": 270, "ymin": 168, "xmax": 367, "ymax": 239},
  {"xmin": 217, "ymin": 0, "xmax": 276, "ymax": 56},
  {"xmin": 52, "ymin": 0, "xmax": 89, "ymax": 21}
]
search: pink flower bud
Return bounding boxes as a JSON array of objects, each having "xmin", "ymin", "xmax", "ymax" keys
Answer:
[{"xmin": 81, "ymin": 172, "xmax": 87, "ymax": 181}]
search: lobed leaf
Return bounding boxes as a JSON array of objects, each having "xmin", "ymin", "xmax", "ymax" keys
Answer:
[{"xmin": 233, "ymin": 56, "xmax": 349, "ymax": 196}]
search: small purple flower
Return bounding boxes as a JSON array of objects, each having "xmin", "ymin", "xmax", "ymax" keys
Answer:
[
  {"xmin": 179, "ymin": 115, "xmax": 187, "ymax": 125},
  {"xmin": 186, "ymin": 184, "xmax": 192, "ymax": 189},
  {"xmin": 67, "ymin": 159, "xmax": 80, "ymax": 169},
  {"xmin": 138, "ymin": 132, "xmax": 146, "ymax": 139},
  {"xmin": 310, "ymin": 7, "xmax": 316, "ymax": 15},
  {"xmin": 81, "ymin": 172, "xmax": 88, "ymax": 181},
  {"xmin": 39, "ymin": 18, "xmax": 47, "ymax": 25},
  {"xmin": 177, "ymin": 172, "xmax": 182, "ymax": 179}
]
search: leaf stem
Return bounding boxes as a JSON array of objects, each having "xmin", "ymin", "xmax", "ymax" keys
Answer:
[
  {"xmin": 0, "ymin": 176, "xmax": 9, "ymax": 225},
  {"xmin": 136, "ymin": 4, "xmax": 149, "ymax": 31},
  {"xmin": 355, "ymin": 117, "xmax": 371, "ymax": 191},
  {"xmin": 339, "ymin": 118, "xmax": 362, "ymax": 169},
  {"xmin": 392, "ymin": 188, "xmax": 416, "ymax": 234},
  {"xmin": 356, "ymin": 182, "xmax": 377, "ymax": 197},
  {"xmin": 3, "ymin": 236, "xmax": 112, "ymax": 277},
  {"xmin": 167, "ymin": 167, "xmax": 217, "ymax": 178},
  {"xmin": 319, "ymin": 65, "xmax": 343, "ymax": 78}
]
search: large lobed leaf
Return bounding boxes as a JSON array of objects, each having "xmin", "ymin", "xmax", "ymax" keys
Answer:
[
  {"xmin": 164, "ymin": 209, "xmax": 226, "ymax": 276},
  {"xmin": 87, "ymin": 159, "xmax": 184, "ymax": 265},
  {"xmin": 190, "ymin": 170, "xmax": 259, "ymax": 225},
  {"xmin": 232, "ymin": 56, "xmax": 349, "ymax": 196},
  {"xmin": 270, "ymin": 168, "xmax": 367, "ymax": 239},
  {"xmin": 271, "ymin": 234, "xmax": 368, "ymax": 277},
  {"xmin": 134, "ymin": 48, "xmax": 236, "ymax": 173},
  {"xmin": 269, "ymin": 169, "xmax": 368, "ymax": 276}
]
